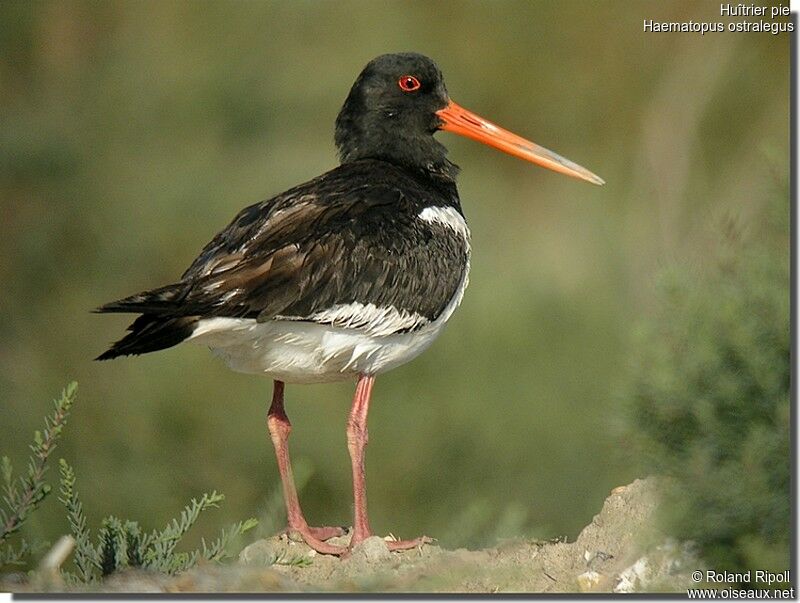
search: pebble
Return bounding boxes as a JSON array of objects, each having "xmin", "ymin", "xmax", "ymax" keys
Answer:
[
  {"xmin": 346, "ymin": 536, "xmax": 391, "ymax": 564},
  {"xmin": 577, "ymin": 570, "xmax": 611, "ymax": 592}
]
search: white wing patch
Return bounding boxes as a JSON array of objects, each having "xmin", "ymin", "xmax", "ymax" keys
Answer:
[
  {"xmin": 303, "ymin": 302, "xmax": 428, "ymax": 337},
  {"xmin": 418, "ymin": 206, "xmax": 471, "ymax": 241}
]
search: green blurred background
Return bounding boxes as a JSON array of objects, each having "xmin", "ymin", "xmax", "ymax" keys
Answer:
[{"xmin": 0, "ymin": 0, "xmax": 789, "ymax": 554}]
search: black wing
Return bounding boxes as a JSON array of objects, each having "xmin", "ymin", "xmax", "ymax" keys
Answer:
[{"xmin": 96, "ymin": 160, "xmax": 468, "ymax": 359}]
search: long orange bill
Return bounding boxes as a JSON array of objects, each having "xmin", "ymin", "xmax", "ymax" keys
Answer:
[{"xmin": 436, "ymin": 100, "xmax": 604, "ymax": 186}]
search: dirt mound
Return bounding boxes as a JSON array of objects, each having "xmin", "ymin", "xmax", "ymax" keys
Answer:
[
  {"xmin": 4, "ymin": 477, "xmax": 697, "ymax": 593},
  {"xmin": 234, "ymin": 477, "xmax": 695, "ymax": 593}
]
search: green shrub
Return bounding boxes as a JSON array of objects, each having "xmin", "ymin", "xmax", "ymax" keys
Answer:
[
  {"xmin": 1, "ymin": 382, "xmax": 258, "ymax": 585},
  {"xmin": 1, "ymin": 383, "xmax": 76, "ymax": 568},
  {"xmin": 58, "ymin": 459, "xmax": 257, "ymax": 583},
  {"xmin": 626, "ymin": 194, "xmax": 789, "ymax": 587}
]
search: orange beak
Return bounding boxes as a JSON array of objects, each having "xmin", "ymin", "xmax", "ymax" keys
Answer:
[{"xmin": 436, "ymin": 100, "xmax": 604, "ymax": 186}]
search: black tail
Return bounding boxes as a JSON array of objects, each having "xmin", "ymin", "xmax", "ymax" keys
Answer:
[
  {"xmin": 95, "ymin": 314, "xmax": 199, "ymax": 360},
  {"xmin": 94, "ymin": 282, "xmax": 191, "ymax": 315},
  {"xmin": 95, "ymin": 283, "xmax": 199, "ymax": 360}
]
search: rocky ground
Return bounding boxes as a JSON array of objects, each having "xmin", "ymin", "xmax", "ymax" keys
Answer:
[{"xmin": 3, "ymin": 477, "xmax": 698, "ymax": 594}]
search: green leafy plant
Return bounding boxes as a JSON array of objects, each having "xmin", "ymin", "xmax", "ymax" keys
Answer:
[
  {"xmin": 1, "ymin": 382, "xmax": 77, "ymax": 568},
  {"xmin": 1, "ymin": 382, "xmax": 259, "ymax": 585},
  {"xmin": 57, "ymin": 459, "xmax": 257, "ymax": 583},
  {"xmin": 626, "ymin": 194, "xmax": 789, "ymax": 587},
  {"xmin": 57, "ymin": 459, "xmax": 96, "ymax": 582},
  {"xmin": 268, "ymin": 551, "xmax": 313, "ymax": 568}
]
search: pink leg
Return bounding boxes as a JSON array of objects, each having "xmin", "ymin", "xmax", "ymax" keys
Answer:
[
  {"xmin": 267, "ymin": 380, "xmax": 345, "ymax": 554},
  {"xmin": 346, "ymin": 374, "xmax": 432, "ymax": 552}
]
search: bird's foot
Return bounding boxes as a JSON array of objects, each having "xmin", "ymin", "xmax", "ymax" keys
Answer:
[
  {"xmin": 346, "ymin": 531, "xmax": 434, "ymax": 555},
  {"xmin": 285, "ymin": 526, "xmax": 348, "ymax": 556},
  {"xmin": 383, "ymin": 534, "xmax": 434, "ymax": 552},
  {"xmin": 291, "ymin": 525, "xmax": 347, "ymax": 541},
  {"xmin": 285, "ymin": 526, "xmax": 433, "ymax": 557}
]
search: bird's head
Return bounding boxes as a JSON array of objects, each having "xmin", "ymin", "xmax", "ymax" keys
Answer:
[{"xmin": 334, "ymin": 52, "xmax": 604, "ymax": 185}]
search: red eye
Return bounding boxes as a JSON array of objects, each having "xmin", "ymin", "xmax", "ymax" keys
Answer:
[{"xmin": 398, "ymin": 75, "xmax": 421, "ymax": 92}]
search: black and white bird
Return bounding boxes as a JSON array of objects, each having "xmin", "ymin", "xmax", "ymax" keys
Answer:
[{"xmin": 96, "ymin": 52, "xmax": 603, "ymax": 556}]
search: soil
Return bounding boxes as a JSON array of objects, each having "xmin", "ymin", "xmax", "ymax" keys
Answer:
[{"xmin": 3, "ymin": 477, "xmax": 698, "ymax": 594}]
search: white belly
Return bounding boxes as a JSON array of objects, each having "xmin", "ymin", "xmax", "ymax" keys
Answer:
[
  {"xmin": 187, "ymin": 317, "xmax": 437, "ymax": 383},
  {"xmin": 187, "ymin": 265, "xmax": 469, "ymax": 384}
]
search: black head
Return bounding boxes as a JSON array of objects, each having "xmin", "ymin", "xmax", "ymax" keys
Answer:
[
  {"xmin": 335, "ymin": 53, "xmax": 605, "ymax": 186},
  {"xmin": 334, "ymin": 53, "xmax": 455, "ymax": 177}
]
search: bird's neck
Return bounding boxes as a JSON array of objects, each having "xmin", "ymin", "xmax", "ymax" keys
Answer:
[
  {"xmin": 335, "ymin": 105, "xmax": 459, "ymax": 180},
  {"xmin": 336, "ymin": 134, "xmax": 459, "ymax": 182}
]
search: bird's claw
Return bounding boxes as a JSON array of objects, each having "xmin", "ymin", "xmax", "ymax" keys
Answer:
[
  {"xmin": 384, "ymin": 534, "xmax": 434, "ymax": 552},
  {"xmin": 285, "ymin": 525, "xmax": 347, "ymax": 542},
  {"xmin": 284, "ymin": 526, "xmax": 348, "ymax": 556},
  {"xmin": 285, "ymin": 527, "xmax": 433, "ymax": 557}
]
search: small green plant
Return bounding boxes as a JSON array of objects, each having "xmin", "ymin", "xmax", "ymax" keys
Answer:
[
  {"xmin": 57, "ymin": 459, "xmax": 257, "ymax": 583},
  {"xmin": 268, "ymin": 551, "xmax": 313, "ymax": 568},
  {"xmin": 1, "ymin": 382, "xmax": 259, "ymax": 585},
  {"xmin": 1, "ymin": 382, "xmax": 77, "ymax": 568},
  {"xmin": 626, "ymin": 193, "xmax": 789, "ymax": 587}
]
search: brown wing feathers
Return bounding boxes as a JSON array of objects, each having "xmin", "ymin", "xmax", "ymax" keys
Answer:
[{"xmin": 95, "ymin": 160, "xmax": 467, "ymax": 360}]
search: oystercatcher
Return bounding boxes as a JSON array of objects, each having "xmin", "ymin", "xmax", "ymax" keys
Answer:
[{"xmin": 96, "ymin": 53, "xmax": 603, "ymax": 556}]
